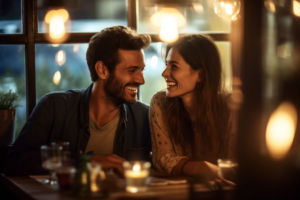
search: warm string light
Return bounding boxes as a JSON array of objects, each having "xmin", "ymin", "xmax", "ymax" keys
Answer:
[
  {"xmin": 53, "ymin": 71, "xmax": 61, "ymax": 85},
  {"xmin": 264, "ymin": 0, "xmax": 276, "ymax": 13},
  {"xmin": 294, "ymin": 0, "xmax": 300, "ymax": 17},
  {"xmin": 266, "ymin": 102, "xmax": 298, "ymax": 160}
]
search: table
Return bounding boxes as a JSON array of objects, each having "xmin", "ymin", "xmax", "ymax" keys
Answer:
[{"xmin": 0, "ymin": 172, "xmax": 235, "ymax": 200}]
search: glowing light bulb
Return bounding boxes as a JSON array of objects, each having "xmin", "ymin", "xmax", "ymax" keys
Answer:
[
  {"xmin": 44, "ymin": 9, "xmax": 70, "ymax": 42},
  {"xmin": 53, "ymin": 71, "xmax": 61, "ymax": 85},
  {"xmin": 214, "ymin": 0, "xmax": 241, "ymax": 20},
  {"xmin": 49, "ymin": 16, "xmax": 65, "ymax": 39},
  {"xmin": 266, "ymin": 102, "xmax": 298, "ymax": 160},
  {"xmin": 225, "ymin": 4, "xmax": 233, "ymax": 15},
  {"xmin": 159, "ymin": 16, "xmax": 179, "ymax": 43},
  {"xmin": 294, "ymin": 0, "xmax": 300, "ymax": 17},
  {"xmin": 150, "ymin": 7, "xmax": 186, "ymax": 43}
]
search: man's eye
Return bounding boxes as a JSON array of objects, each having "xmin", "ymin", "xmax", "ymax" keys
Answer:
[
  {"xmin": 171, "ymin": 65, "xmax": 178, "ymax": 69},
  {"xmin": 129, "ymin": 70, "xmax": 135, "ymax": 73}
]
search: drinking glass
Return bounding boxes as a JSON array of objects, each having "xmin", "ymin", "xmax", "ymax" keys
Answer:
[
  {"xmin": 41, "ymin": 144, "xmax": 63, "ymax": 185},
  {"xmin": 217, "ymin": 159, "xmax": 238, "ymax": 183}
]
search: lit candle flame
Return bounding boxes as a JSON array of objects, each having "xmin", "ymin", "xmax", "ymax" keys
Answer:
[
  {"xmin": 133, "ymin": 164, "xmax": 141, "ymax": 171},
  {"xmin": 266, "ymin": 102, "xmax": 297, "ymax": 160}
]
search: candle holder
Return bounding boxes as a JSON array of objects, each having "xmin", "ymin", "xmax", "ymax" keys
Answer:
[{"xmin": 123, "ymin": 161, "xmax": 151, "ymax": 193}]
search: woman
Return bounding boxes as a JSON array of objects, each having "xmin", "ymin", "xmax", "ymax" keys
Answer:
[{"xmin": 149, "ymin": 34, "xmax": 235, "ymax": 178}]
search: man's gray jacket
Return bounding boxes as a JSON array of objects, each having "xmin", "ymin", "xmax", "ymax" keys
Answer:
[{"xmin": 3, "ymin": 83, "xmax": 151, "ymax": 175}]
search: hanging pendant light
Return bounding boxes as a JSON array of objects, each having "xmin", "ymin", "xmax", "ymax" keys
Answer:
[
  {"xmin": 150, "ymin": 0, "xmax": 192, "ymax": 43},
  {"xmin": 39, "ymin": 0, "xmax": 77, "ymax": 43}
]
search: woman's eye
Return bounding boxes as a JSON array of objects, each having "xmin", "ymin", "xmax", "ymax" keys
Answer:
[{"xmin": 171, "ymin": 65, "xmax": 178, "ymax": 69}]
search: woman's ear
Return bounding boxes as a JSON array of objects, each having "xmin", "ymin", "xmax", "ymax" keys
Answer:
[
  {"xmin": 197, "ymin": 69, "xmax": 202, "ymax": 83},
  {"xmin": 95, "ymin": 61, "xmax": 109, "ymax": 80}
]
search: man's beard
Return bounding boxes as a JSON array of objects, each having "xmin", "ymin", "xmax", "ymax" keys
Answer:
[{"xmin": 104, "ymin": 72, "xmax": 138, "ymax": 105}]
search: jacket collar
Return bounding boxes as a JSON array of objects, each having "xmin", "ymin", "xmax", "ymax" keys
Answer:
[{"xmin": 79, "ymin": 83, "xmax": 128, "ymax": 129}]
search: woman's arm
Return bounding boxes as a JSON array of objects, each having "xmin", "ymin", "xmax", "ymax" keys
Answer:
[
  {"xmin": 149, "ymin": 92, "xmax": 188, "ymax": 174},
  {"xmin": 171, "ymin": 159, "xmax": 219, "ymax": 179}
]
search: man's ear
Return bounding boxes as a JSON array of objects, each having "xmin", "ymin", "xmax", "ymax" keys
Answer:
[{"xmin": 95, "ymin": 61, "xmax": 109, "ymax": 80}]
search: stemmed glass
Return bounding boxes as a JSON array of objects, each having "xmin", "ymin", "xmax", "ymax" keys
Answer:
[{"xmin": 41, "ymin": 144, "xmax": 63, "ymax": 185}]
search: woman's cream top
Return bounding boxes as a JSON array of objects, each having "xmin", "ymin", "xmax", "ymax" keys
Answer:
[{"xmin": 149, "ymin": 91, "xmax": 236, "ymax": 174}]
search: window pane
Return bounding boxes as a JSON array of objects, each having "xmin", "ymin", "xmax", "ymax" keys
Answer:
[
  {"xmin": 0, "ymin": 45, "xmax": 26, "ymax": 137},
  {"xmin": 140, "ymin": 43, "xmax": 167, "ymax": 104},
  {"xmin": 35, "ymin": 44, "xmax": 92, "ymax": 100},
  {"xmin": 0, "ymin": 0, "xmax": 22, "ymax": 34},
  {"xmin": 37, "ymin": 0, "xmax": 127, "ymax": 33},
  {"xmin": 140, "ymin": 42, "xmax": 232, "ymax": 104},
  {"xmin": 137, "ymin": 0, "xmax": 230, "ymax": 34}
]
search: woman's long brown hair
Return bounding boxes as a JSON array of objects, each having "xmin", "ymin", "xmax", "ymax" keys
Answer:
[{"xmin": 162, "ymin": 34, "xmax": 231, "ymax": 163}]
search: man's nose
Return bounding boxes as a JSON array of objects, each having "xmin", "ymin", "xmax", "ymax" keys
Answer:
[{"xmin": 135, "ymin": 72, "xmax": 145, "ymax": 85}]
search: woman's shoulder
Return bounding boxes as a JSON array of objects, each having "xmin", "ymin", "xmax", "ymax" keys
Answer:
[{"xmin": 150, "ymin": 90, "xmax": 167, "ymax": 108}]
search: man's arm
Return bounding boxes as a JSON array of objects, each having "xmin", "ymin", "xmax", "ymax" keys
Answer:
[{"xmin": 3, "ymin": 95, "xmax": 54, "ymax": 176}]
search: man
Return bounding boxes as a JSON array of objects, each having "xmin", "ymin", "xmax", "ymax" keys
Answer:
[{"xmin": 3, "ymin": 26, "xmax": 152, "ymax": 176}]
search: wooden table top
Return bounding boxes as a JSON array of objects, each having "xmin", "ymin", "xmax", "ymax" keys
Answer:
[{"xmin": 0, "ymin": 171, "xmax": 234, "ymax": 200}]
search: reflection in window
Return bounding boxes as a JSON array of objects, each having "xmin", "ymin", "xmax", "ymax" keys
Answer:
[
  {"xmin": 140, "ymin": 42, "xmax": 232, "ymax": 104},
  {"xmin": 35, "ymin": 44, "xmax": 92, "ymax": 100},
  {"xmin": 137, "ymin": 0, "xmax": 230, "ymax": 34},
  {"xmin": 0, "ymin": 45, "xmax": 26, "ymax": 137},
  {"xmin": 37, "ymin": 0, "xmax": 127, "ymax": 33},
  {"xmin": 0, "ymin": 0, "xmax": 22, "ymax": 34}
]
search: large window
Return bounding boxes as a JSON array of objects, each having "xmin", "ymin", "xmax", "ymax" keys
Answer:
[{"xmin": 0, "ymin": 0, "xmax": 233, "ymax": 137}]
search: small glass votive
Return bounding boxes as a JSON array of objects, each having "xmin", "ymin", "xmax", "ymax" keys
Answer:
[
  {"xmin": 217, "ymin": 159, "xmax": 238, "ymax": 183},
  {"xmin": 57, "ymin": 165, "xmax": 76, "ymax": 190},
  {"xmin": 123, "ymin": 161, "xmax": 151, "ymax": 193}
]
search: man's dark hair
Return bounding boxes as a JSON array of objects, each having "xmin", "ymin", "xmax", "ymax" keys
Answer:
[{"xmin": 86, "ymin": 25, "xmax": 151, "ymax": 81}]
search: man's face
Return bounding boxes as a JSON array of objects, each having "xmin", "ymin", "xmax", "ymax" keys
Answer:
[{"xmin": 104, "ymin": 49, "xmax": 145, "ymax": 105}]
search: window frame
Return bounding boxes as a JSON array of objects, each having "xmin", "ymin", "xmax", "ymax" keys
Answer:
[{"xmin": 0, "ymin": 0, "xmax": 235, "ymax": 119}]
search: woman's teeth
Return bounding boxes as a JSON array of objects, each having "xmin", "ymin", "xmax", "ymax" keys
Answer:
[
  {"xmin": 167, "ymin": 82, "xmax": 176, "ymax": 86},
  {"xmin": 128, "ymin": 87, "xmax": 137, "ymax": 91}
]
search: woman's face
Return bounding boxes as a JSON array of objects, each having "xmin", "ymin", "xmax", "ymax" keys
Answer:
[{"xmin": 162, "ymin": 47, "xmax": 200, "ymax": 98}]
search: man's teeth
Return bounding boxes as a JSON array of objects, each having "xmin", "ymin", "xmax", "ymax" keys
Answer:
[
  {"xmin": 128, "ymin": 87, "xmax": 137, "ymax": 91},
  {"xmin": 167, "ymin": 82, "xmax": 176, "ymax": 86}
]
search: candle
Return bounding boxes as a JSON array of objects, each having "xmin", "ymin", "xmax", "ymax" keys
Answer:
[{"xmin": 123, "ymin": 161, "xmax": 151, "ymax": 193}]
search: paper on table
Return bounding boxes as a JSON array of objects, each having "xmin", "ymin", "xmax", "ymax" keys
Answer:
[
  {"xmin": 29, "ymin": 175, "xmax": 50, "ymax": 184},
  {"xmin": 147, "ymin": 177, "xmax": 187, "ymax": 186}
]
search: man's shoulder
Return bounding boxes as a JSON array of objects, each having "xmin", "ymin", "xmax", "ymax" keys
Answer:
[
  {"xmin": 42, "ymin": 89, "xmax": 86, "ymax": 102},
  {"xmin": 128, "ymin": 100, "xmax": 149, "ymax": 110},
  {"xmin": 125, "ymin": 101, "xmax": 149, "ymax": 120}
]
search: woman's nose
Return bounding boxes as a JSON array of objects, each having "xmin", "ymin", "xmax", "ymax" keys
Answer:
[{"xmin": 162, "ymin": 66, "xmax": 170, "ymax": 78}]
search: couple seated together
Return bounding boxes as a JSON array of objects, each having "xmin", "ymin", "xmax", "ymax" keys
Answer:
[{"xmin": 3, "ymin": 25, "xmax": 235, "ymax": 180}]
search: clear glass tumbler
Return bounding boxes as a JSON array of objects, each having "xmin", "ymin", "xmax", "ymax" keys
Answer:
[
  {"xmin": 217, "ymin": 159, "xmax": 238, "ymax": 183},
  {"xmin": 41, "ymin": 144, "xmax": 63, "ymax": 185}
]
